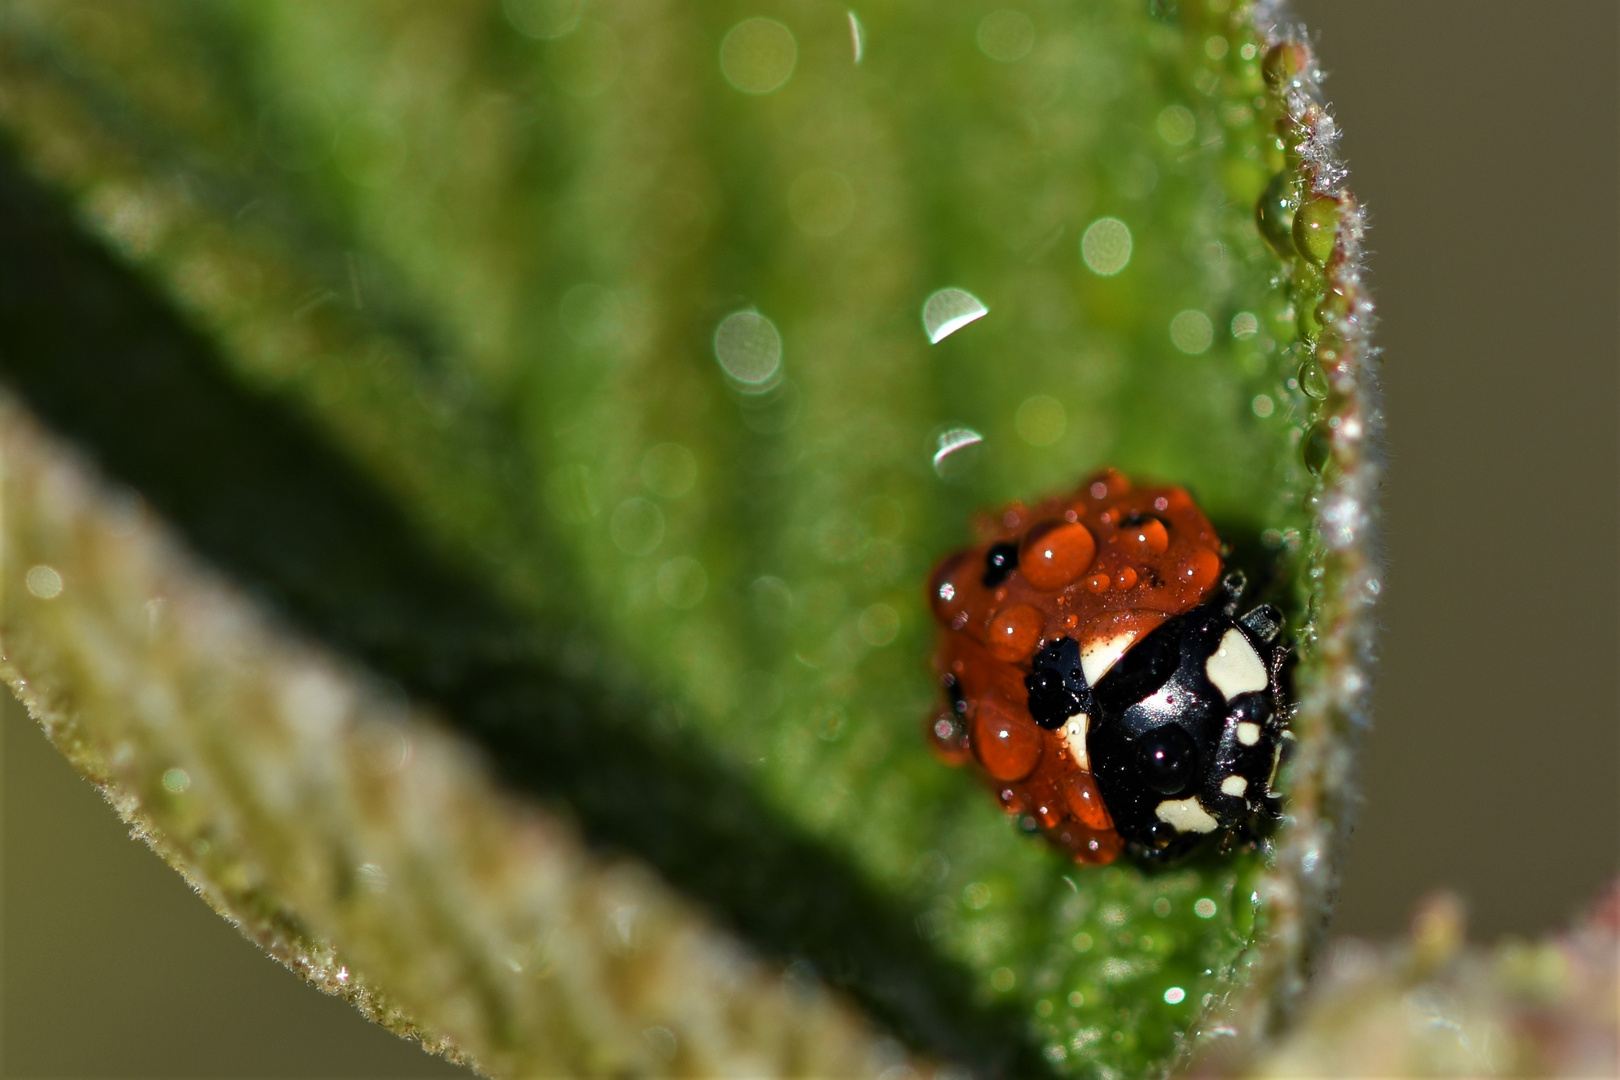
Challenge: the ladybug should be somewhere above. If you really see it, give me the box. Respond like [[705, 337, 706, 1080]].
[[925, 469, 1289, 864]]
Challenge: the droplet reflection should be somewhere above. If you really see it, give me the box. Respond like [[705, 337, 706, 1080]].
[[714, 310, 783, 389], [658, 556, 708, 608], [1015, 395, 1066, 446], [25, 564, 63, 599], [641, 443, 697, 498], [1169, 309, 1214, 355], [1155, 105, 1197, 146], [788, 169, 855, 237], [503, 0, 583, 40], [610, 497, 665, 556], [933, 427, 984, 477], [1080, 218, 1132, 276], [977, 9, 1035, 62], [720, 17, 797, 95], [922, 288, 989, 343]]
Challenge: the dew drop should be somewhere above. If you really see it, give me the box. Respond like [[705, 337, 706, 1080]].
[[1164, 986, 1186, 1005], [657, 556, 708, 608], [1155, 104, 1196, 146], [1180, 548, 1220, 591], [610, 497, 665, 556], [1293, 194, 1342, 266], [714, 310, 783, 388], [1299, 356, 1329, 399], [977, 9, 1034, 62], [25, 564, 63, 599], [1020, 521, 1095, 590], [973, 698, 1042, 780], [641, 443, 697, 498], [1080, 217, 1132, 276], [1119, 517, 1169, 556], [1255, 171, 1298, 257], [1015, 394, 1066, 446], [720, 17, 797, 94], [1169, 309, 1214, 355], [932, 427, 984, 477], [1263, 40, 1312, 88], [922, 288, 989, 343], [1302, 420, 1332, 475], [858, 603, 900, 646], [503, 0, 584, 40], [987, 605, 1044, 662]]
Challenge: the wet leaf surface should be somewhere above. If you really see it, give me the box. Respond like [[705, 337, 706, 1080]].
[[0, 3, 1378, 1075]]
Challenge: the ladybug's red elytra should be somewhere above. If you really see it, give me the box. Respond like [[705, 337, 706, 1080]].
[[926, 469, 1289, 865]]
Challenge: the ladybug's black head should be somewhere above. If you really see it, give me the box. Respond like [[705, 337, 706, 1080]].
[[1086, 578, 1288, 863]]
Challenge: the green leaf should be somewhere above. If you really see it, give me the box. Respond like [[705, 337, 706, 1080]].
[[0, 2, 1378, 1075]]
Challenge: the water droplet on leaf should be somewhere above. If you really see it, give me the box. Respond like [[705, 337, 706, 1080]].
[[922, 288, 989, 343]]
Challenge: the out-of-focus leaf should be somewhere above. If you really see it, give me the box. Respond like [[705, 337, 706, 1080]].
[[0, 2, 1378, 1075], [1239, 886, 1620, 1078]]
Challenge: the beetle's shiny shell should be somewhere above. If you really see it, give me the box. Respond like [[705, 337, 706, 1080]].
[[925, 469, 1225, 864]]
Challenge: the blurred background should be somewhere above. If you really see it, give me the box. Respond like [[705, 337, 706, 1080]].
[[3, 0, 1615, 1075]]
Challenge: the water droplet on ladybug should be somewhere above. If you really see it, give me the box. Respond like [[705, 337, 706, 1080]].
[[1138, 724, 1199, 795], [1120, 517, 1169, 556], [982, 542, 1019, 587], [930, 554, 972, 620], [1036, 800, 1063, 828], [1179, 548, 1220, 592], [1113, 566, 1139, 591], [1063, 775, 1113, 830], [1085, 572, 1111, 594], [1020, 520, 1096, 590], [987, 604, 1044, 662], [973, 696, 1042, 781]]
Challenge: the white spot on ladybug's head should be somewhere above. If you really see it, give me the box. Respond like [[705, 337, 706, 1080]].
[[1062, 713, 1090, 771], [1236, 721, 1262, 746], [1220, 774, 1248, 797], [1155, 797, 1219, 834], [1081, 631, 1137, 686], [1206, 629, 1268, 700]]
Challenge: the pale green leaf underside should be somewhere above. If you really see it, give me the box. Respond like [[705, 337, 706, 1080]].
[[0, 1, 1377, 1076]]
